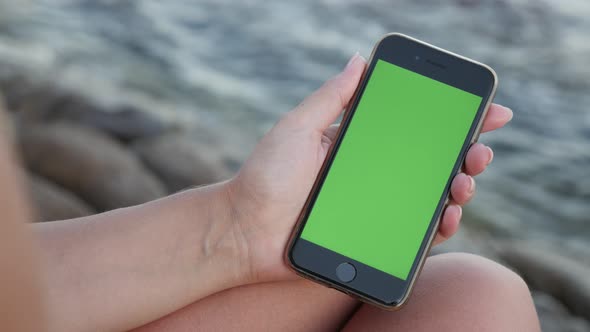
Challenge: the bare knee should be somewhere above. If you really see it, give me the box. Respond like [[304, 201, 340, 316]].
[[416, 253, 540, 331], [426, 252, 533, 304], [344, 253, 540, 332]]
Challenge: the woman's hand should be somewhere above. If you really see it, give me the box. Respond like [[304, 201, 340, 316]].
[[226, 53, 513, 283]]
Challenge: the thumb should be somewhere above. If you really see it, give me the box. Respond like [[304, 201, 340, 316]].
[[292, 53, 366, 131]]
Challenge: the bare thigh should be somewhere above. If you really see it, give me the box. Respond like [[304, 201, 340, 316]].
[[133, 279, 359, 331], [134, 253, 539, 332]]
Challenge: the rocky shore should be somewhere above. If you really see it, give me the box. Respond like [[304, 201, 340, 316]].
[[1, 76, 236, 216], [1, 78, 588, 331]]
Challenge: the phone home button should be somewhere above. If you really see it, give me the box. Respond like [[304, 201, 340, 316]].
[[336, 262, 356, 283]]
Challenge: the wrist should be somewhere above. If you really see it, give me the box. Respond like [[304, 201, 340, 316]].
[[224, 175, 296, 283], [191, 181, 255, 285]]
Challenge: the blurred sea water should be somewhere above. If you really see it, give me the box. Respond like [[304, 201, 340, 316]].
[[0, 0, 588, 252]]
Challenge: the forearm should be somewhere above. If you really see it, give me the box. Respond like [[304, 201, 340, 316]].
[[34, 182, 250, 332]]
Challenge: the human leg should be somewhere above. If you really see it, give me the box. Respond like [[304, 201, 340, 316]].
[[133, 279, 358, 331], [343, 253, 540, 332]]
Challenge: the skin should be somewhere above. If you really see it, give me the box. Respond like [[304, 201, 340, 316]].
[[0, 108, 46, 331], [0, 54, 538, 331]]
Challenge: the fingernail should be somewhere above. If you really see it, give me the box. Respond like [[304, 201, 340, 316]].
[[468, 176, 476, 194], [485, 146, 494, 165], [502, 105, 514, 121], [345, 52, 360, 69], [447, 205, 462, 221]]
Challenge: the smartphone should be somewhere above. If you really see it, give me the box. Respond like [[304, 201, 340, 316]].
[[286, 33, 497, 309]]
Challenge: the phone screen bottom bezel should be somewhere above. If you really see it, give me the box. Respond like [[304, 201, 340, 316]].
[[289, 239, 410, 307]]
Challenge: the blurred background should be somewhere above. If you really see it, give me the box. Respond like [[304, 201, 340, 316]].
[[0, 0, 588, 331]]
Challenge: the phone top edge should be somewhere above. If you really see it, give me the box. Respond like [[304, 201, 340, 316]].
[[380, 32, 499, 87]]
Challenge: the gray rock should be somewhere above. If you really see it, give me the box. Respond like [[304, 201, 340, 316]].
[[18, 123, 166, 211], [0, 94, 15, 141], [430, 223, 498, 260], [27, 174, 95, 222], [0, 76, 41, 112], [1, 80, 62, 121], [133, 133, 232, 193], [1, 77, 167, 142], [532, 291, 590, 332], [49, 97, 168, 142], [497, 242, 590, 321]]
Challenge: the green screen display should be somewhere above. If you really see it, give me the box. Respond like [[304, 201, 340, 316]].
[[301, 59, 482, 280]]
